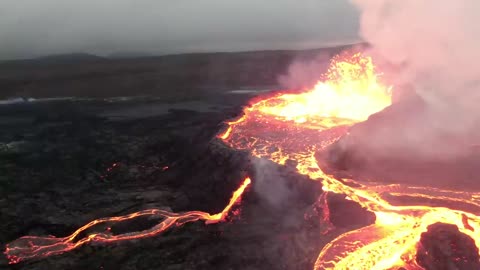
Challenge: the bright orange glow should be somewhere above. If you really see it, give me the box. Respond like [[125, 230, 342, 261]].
[[4, 177, 251, 264], [257, 53, 391, 126], [219, 52, 480, 269], [208, 176, 251, 223], [7, 51, 480, 269]]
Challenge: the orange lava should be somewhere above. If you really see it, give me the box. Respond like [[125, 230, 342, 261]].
[[219, 52, 480, 269], [4, 177, 251, 264]]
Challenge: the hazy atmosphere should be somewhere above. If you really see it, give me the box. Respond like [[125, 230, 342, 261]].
[[0, 0, 360, 60]]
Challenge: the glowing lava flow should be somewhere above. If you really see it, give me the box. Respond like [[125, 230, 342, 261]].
[[4, 177, 251, 264], [219, 52, 480, 269]]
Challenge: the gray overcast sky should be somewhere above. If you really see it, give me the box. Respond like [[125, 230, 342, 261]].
[[0, 0, 360, 60]]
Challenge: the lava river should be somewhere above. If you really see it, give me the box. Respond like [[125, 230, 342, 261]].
[[219, 53, 480, 269], [6, 52, 480, 269]]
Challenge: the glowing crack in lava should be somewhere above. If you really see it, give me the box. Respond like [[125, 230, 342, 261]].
[[4, 177, 251, 264], [219, 52, 480, 269]]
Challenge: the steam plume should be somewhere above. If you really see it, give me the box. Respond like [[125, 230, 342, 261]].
[[253, 159, 293, 209], [346, 0, 480, 160], [352, 0, 480, 127], [278, 53, 331, 91]]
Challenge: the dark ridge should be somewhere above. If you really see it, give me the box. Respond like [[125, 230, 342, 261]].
[[0, 43, 366, 99], [0, 53, 106, 66]]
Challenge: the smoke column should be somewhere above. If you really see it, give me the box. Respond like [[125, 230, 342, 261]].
[[253, 159, 293, 209], [347, 0, 480, 159], [352, 0, 480, 121]]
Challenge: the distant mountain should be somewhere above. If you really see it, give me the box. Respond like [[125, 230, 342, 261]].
[[107, 51, 154, 59], [0, 53, 106, 66], [0, 43, 367, 99], [37, 53, 104, 62]]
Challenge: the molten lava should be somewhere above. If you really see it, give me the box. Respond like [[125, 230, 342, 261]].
[[219, 52, 480, 269], [4, 177, 251, 264], [257, 53, 391, 126], [6, 51, 480, 269]]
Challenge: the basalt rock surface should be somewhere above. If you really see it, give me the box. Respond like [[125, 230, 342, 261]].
[[0, 97, 352, 270], [416, 223, 480, 270]]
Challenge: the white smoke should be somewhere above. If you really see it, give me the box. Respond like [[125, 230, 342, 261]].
[[352, 0, 480, 130], [253, 159, 290, 208], [278, 53, 331, 91], [345, 0, 480, 160]]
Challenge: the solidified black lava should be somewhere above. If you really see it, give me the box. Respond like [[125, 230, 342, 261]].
[[326, 193, 375, 228], [416, 223, 480, 270], [0, 98, 327, 270]]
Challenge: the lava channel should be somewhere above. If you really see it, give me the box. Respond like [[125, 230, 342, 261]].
[[4, 177, 251, 264], [219, 52, 480, 269]]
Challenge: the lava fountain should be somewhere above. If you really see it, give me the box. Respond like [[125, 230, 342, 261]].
[[219, 52, 480, 269]]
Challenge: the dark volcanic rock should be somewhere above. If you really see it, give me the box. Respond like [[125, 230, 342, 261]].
[[326, 193, 375, 228], [0, 98, 329, 270], [416, 223, 480, 270], [0, 44, 359, 99]]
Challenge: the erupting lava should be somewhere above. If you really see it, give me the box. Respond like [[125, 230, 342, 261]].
[[219, 52, 480, 269], [6, 51, 480, 269], [4, 177, 251, 264]]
